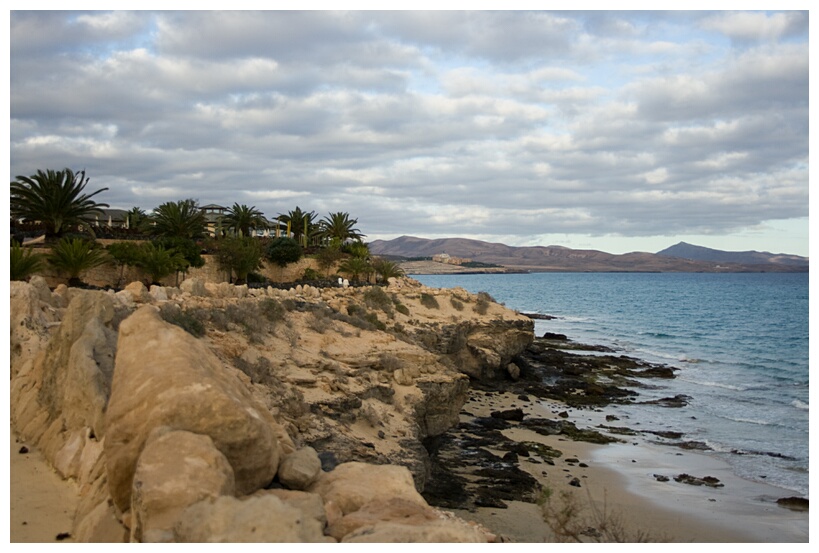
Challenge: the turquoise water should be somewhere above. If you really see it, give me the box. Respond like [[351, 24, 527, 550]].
[[415, 272, 809, 497]]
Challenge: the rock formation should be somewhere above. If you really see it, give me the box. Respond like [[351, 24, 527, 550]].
[[9, 276, 532, 542]]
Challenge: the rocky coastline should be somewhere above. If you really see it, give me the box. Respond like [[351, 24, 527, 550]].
[[10, 276, 533, 542], [9, 277, 809, 542]]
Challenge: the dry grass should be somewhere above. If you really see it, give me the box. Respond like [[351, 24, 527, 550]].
[[539, 488, 665, 543]]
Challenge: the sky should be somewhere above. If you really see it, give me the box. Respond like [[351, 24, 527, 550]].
[[6, 4, 811, 256]]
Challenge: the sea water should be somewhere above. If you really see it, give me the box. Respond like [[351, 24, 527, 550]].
[[414, 272, 809, 498]]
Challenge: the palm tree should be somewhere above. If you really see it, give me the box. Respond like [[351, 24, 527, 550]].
[[47, 237, 109, 286], [338, 256, 372, 284], [125, 207, 151, 233], [319, 212, 365, 244], [134, 243, 189, 286], [278, 206, 317, 247], [372, 257, 405, 283], [222, 203, 267, 237], [11, 168, 109, 240], [11, 241, 44, 281], [150, 199, 206, 240]]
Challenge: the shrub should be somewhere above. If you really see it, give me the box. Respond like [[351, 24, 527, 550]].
[[136, 242, 189, 285], [450, 297, 464, 311], [47, 237, 108, 286], [159, 303, 206, 338], [260, 298, 287, 323], [301, 267, 322, 281], [395, 303, 410, 316], [214, 236, 263, 284], [474, 291, 494, 315], [420, 293, 440, 309], [364, 286, 393, 314], [10, 241, 44, 281], [266, 237, 302, 267]]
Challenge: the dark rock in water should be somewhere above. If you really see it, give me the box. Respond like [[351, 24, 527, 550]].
[[668, 440, 711, 451], [776, 497, 809, 511], [642, 394, 691, 408], [605, 415, 620, 422], [542, 332, 568, 340], [568, 477, 582, 487], [558, 411, 569, 418], [491, 408, 525, 421], [654, 474, 670, 482], [636, 366, 677, 378], [523, 313, 557, 320], [517, 394, 531, 402], [673, 473, 724, 488]]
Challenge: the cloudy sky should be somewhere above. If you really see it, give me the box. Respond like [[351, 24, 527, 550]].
[[7, 6, 810, 256]]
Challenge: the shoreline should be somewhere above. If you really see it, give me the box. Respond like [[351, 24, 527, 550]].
[[445, 390, 809, 543]]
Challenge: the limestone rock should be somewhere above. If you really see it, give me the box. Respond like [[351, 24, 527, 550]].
[[179, 278, 206, 297], [342, 518, 490, 543], [173, 494, 329, 543], [277, 446, 322, 491], [131, 428, 236, 543], [123, 282, 150, 303], [104, 306, 281, 512], [326, 497, 439, 540], [31, 290, 119, 444], [308, 462, 427, 516], [255, 489, 327, 528]]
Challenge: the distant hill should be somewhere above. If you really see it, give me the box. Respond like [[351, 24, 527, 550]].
[[656, 242, 809, 267], [369, 236, 808, 273]]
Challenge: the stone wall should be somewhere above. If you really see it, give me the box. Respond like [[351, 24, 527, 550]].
[[18, 243, 326, 289]]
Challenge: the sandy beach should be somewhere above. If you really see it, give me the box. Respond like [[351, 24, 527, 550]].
[[9, 428, 79, 543], [447, 391, 809, 543]]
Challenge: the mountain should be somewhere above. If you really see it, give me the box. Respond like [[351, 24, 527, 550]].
[[656, 242, 809, 267], [369, 236, 808, 273]]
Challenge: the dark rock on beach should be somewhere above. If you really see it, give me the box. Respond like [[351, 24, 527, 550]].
[[776, 497, 809, 511]]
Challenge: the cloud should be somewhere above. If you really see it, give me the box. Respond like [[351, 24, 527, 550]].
[[8, 10, 809, 254]]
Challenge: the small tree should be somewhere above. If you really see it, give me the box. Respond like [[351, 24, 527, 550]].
[[47, 237, 108, 286], [338, 256, 372, 284], [372, 257, 405, 283], [315, 245, 344, 278], [10, 241, 44, 281], [107, 241, 143, 287], [266, 237, 303, 282], [215, 236, 263, 285], [135, 242, 188, 286]]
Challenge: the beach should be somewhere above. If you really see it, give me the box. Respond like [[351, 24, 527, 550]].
[[445, 390, 809, 543]]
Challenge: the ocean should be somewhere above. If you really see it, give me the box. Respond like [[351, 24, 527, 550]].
[[414, 272, 809, 498]]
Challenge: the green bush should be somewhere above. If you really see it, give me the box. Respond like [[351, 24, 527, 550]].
[[47, 237, 108, 286], [266, 237, 302, 267], [214, 236, 263, 285], [10, 241, 44, 281]]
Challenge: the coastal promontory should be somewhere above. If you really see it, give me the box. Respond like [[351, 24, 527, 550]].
[[10, 276, 533, 542]]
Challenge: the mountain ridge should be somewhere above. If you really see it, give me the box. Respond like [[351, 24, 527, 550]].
[[369, 236, 808, 273]]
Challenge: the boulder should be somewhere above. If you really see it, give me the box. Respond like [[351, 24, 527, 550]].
[[342, 519, 489, 543], [179, 278, 206, 297], [326, 497, 439, 540], [277, 446, 322, 491], [104, 306, 282, 513], [130, 428, 236, 543], [308, 462, 427, 516], [173, 494, 329, 543]]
